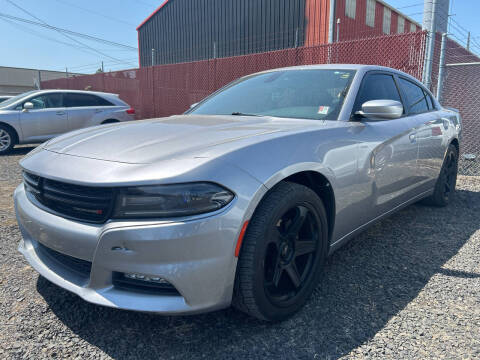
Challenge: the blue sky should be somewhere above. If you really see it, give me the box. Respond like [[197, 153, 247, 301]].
[[0, 0, 478, 74]]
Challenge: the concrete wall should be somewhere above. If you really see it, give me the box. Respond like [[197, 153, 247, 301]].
[[0, 67, 82, 95]]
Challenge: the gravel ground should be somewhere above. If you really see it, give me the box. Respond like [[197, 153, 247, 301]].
[[1, 146, 480, 359]]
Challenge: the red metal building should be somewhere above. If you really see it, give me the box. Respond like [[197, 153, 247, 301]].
[[137, 0, 421, 66]]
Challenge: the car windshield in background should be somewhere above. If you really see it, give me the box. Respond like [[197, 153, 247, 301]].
[[0, 90, 38, 108], [189, 69, 356, 120]]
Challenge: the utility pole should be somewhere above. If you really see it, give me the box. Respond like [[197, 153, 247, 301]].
[[466, 32, 471, 51], [423, 0, 438, 89], [436, 33, 447, 102], [151, 48, 155, 66], [65, 67, 68, 78], [101, 61, 104, 72], [336, 18, 340, 43], [213, 42, 217, 59]]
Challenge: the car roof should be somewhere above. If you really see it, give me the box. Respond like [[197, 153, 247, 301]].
[[256, 64, 419, 81], [25, 89, 119, 97]]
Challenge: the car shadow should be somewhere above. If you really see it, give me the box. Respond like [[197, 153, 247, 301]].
[[5, 145, 37, 156], [36, 189, 480, 359]]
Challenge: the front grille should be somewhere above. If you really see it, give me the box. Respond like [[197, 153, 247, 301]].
[[23, 172, 114, 223], [36, 242, 92, 278]]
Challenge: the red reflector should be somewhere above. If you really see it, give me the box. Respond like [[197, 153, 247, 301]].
[[235, 221, 249, 257], [96, 210, 103, 215], [431, 126, 442, 136], [126, 108, 135, 115]]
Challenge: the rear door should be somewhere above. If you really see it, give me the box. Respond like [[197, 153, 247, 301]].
[[397, 77, 446, 192], [351, 72, 420, 217], [19, 93, 68, 142], [65, 93, 111, 130]]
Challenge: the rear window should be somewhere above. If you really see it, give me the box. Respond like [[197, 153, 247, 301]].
[[65, 93, 113, 107]]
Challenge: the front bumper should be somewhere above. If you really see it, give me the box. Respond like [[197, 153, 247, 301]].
[[15, 184, 244, 315]]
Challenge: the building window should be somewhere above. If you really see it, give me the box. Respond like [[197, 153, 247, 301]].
[[397, 16, 405, 33], [383, 7, 391, 34], [346, 0, 356, 19], [410, 23, 417, 32], [366, 0, 375, 27]]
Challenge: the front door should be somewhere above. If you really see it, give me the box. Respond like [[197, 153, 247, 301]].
[[19, 93, 68, 142], [351, 72, 420, 217]]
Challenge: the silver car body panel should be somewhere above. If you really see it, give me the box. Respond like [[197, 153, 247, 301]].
[[15, 65, 461, 314], [0, 89, 134, 144]]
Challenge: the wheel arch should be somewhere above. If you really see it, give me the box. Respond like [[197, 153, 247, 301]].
[[247, 165, 337, 244], [0, 122, 19, 144]]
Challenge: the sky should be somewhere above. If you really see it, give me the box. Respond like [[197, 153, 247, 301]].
[[0, 0, 478, 74]]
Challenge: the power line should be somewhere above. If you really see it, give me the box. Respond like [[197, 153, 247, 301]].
[[5, 0, 136, 68], [51, 0, 136, 27], [0, 12, 137, 50]]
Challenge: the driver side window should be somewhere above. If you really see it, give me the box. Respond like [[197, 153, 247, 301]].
[[25, 93, 63, 110], [352, 73, 402, 115]]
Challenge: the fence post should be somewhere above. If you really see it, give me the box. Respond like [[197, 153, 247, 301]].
[[423, 0, 438, 89], [436, 32, 447, 102], [328, 0, 336, 44]]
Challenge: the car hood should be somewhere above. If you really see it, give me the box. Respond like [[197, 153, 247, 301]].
[[42, 114, 318, 164]]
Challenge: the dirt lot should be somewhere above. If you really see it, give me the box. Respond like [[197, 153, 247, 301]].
[[1, 146, 480, 359]]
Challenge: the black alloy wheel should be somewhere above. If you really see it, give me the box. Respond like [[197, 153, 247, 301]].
[[233, 182, 328, 321]]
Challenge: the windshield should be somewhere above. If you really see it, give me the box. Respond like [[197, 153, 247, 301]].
[[189, 69, 356, 120], [0, 90, 38, 108]]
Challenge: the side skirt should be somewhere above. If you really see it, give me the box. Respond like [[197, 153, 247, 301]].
[[328, 188, 434, 255]]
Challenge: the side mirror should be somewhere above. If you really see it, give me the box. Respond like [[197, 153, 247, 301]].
[[190, 102, 199, 109], [23, 102, 34, 111], [356, 100, 403, 120]]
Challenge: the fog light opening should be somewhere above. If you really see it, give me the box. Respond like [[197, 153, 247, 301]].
[[124, 273, 170, 284]]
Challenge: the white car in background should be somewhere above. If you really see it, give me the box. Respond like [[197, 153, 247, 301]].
[[0, 95, 14, 103], [0, 89, 135, 154]]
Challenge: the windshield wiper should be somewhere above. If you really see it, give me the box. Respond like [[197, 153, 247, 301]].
[[231, 112, 262, 117]]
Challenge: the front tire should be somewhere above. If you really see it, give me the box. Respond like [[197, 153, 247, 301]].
[[233, 182, 328, 321], [422, 143, 458, 207], [0, 125, 16, 155]]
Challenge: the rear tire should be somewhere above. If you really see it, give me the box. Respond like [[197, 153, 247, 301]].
[[422, 144, 458, 207], [101, 119, 119, 124], [0, 125, 16, 155], [233, 182, 328, 321]]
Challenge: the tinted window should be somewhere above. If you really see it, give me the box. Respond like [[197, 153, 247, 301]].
[[65, 93, 112, 107], [190, 69, 356, 120], [398, 78, 429, 114], [27, 93, 63, 109], [353, 73, 402, 113]]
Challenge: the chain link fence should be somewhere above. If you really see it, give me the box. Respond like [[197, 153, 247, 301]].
[[437, 39, 480, 176], [41, 30, 480, 174], [42, 31, 426, 119]]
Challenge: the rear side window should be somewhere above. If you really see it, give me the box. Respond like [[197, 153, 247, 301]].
[[65, 93, 113, 107], [353, 73, 402, 114], [27, 93, 63, 109], [398, 78, 429, 114]]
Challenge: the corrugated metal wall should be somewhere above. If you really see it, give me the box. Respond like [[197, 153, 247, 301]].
[[138, 0, 307, 66]]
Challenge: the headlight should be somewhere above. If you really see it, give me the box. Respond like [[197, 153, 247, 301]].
[[113, 182, 234, 219]]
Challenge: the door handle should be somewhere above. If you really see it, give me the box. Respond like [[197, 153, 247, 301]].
[[95, 109, 103, 113], [56, 111, 65, 115]]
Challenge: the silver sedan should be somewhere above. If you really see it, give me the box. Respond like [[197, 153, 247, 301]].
[[0, 89, 135, 154], [14, 65, 461, 321]]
